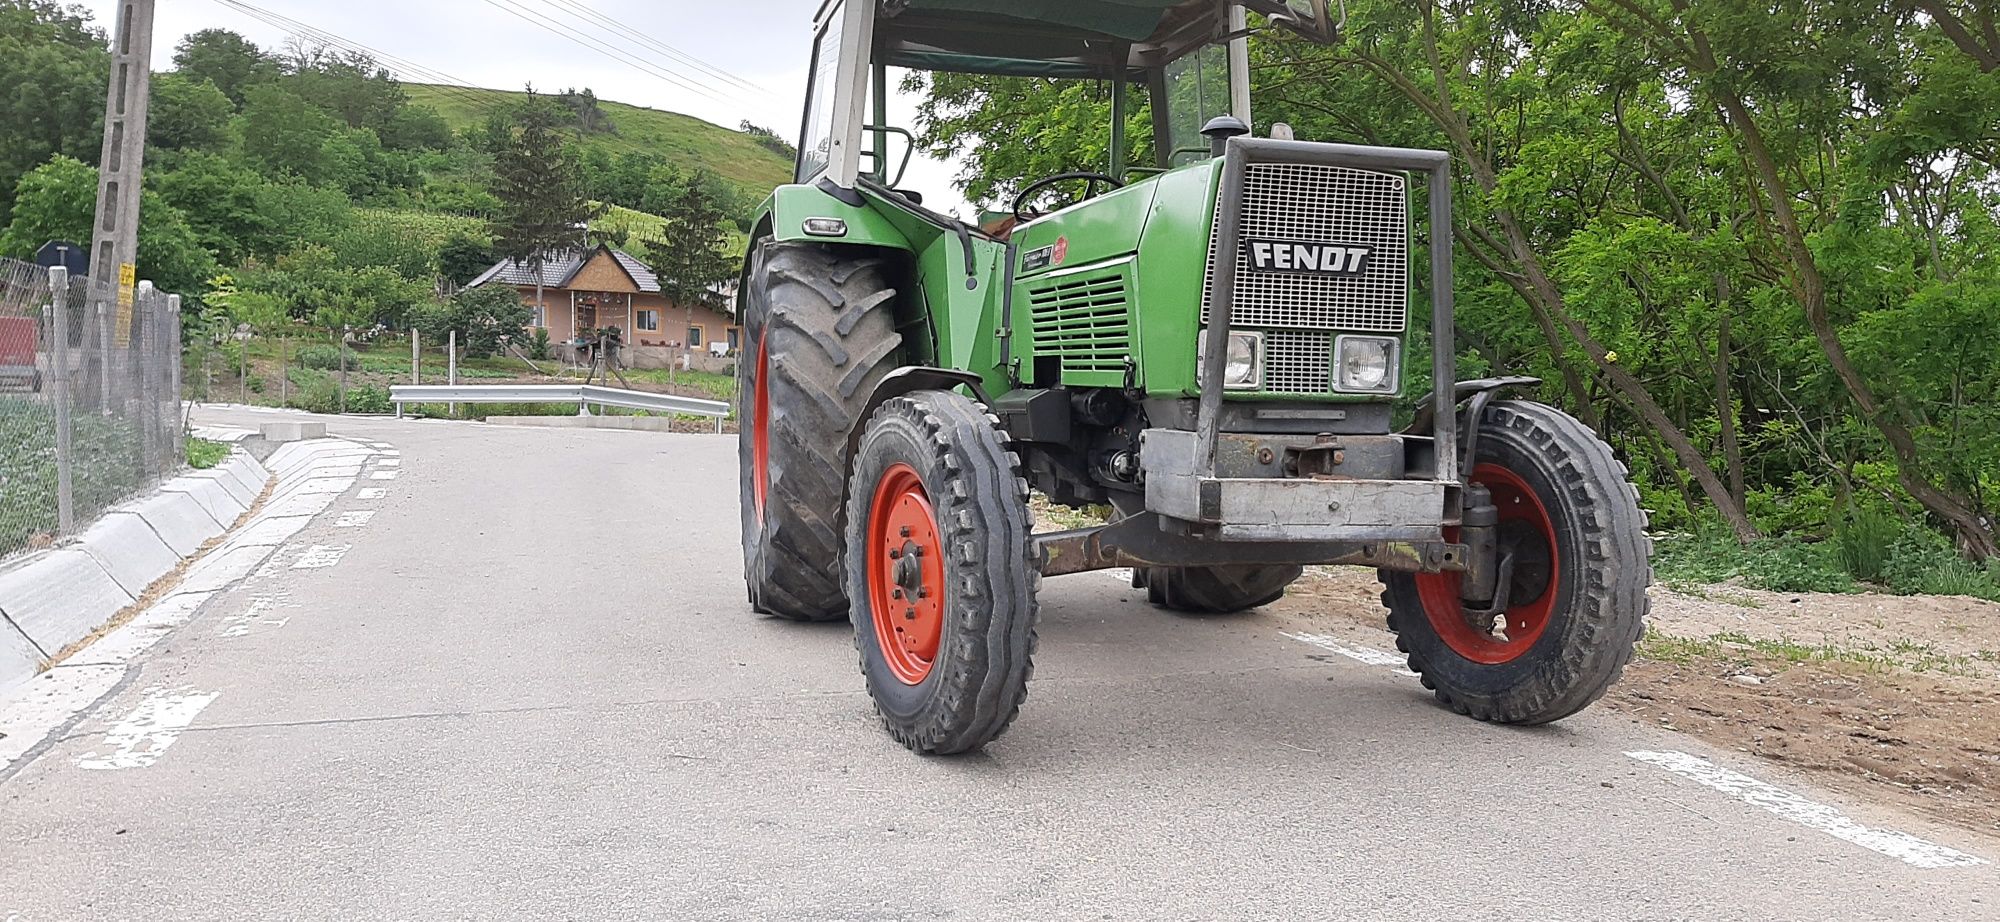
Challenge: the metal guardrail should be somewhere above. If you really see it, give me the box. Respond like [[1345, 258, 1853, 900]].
[[390, 384, 732, 433]]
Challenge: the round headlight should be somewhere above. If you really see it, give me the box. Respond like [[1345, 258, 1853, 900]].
[[1339, 338, 1393, 391]]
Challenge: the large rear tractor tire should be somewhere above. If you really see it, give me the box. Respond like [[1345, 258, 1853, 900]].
[[1138, 565, 1303, 614], [845, 390, 1039, 755], [739, 243, 903, 622], [1381, 400, 1650, 724]]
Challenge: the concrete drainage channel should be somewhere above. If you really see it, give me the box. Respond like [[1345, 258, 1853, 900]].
[[0, 423, 387, 771]]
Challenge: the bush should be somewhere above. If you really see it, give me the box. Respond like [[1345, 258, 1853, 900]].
[[1834, 506, 1905, 584], [1653, 523, 1857, 594], [529, 327, 553, 361], [346, 385, 392, 415], [1882, 530, 2000, 600], [296, 344, 356, 371]]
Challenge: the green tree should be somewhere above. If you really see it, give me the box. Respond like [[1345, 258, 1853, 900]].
[[438, 232, 498, 288], [649, 166, 736, 310], [238, 83, 340, 180], [0, 1, 107, 221], [172, 28, 276, 107], [149, 74, 234, 152], [490, 88, 597, 323], [412, 285, 532, 359], [1, 155, 219, 297]]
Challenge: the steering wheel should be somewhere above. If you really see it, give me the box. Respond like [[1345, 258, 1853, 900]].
[[1013, 172, 1126, 222]]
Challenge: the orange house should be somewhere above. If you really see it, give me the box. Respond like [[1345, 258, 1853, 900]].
[[470, 245, 741, 354]]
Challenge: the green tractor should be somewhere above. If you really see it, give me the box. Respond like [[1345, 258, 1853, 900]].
[[738, 0, 1651, 754]]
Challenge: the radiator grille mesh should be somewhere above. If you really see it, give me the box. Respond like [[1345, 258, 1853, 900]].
[[1202, 163, 1410, 335]]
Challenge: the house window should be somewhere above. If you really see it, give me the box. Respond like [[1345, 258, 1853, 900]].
[[530, 305, 546, 328], [688, 326, 705, 348], [727, 328, 741, 351], [636, 309, 660, 332]]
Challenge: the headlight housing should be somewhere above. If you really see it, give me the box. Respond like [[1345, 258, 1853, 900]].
[[1198, 329, 1263, 390], [1335, 335, 1400, 394]]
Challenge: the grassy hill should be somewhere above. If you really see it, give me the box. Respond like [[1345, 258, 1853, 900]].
[[404, 84, 793, 201]]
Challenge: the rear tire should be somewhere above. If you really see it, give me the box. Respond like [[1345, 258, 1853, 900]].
[[845, 390, 1038, 755], [1139, 565, 1303, 614], [738, 243, 903, 622], [1380, 400, 1650, 724]]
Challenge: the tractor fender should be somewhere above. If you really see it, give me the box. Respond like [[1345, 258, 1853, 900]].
[[1406, 376, 1544, 437], [838, 366, 992, 528]]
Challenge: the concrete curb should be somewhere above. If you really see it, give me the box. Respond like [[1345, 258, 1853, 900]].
[[0, 449, 277, 697]]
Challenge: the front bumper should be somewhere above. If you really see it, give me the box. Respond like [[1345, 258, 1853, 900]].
[[1141, 428, 1447, 543]]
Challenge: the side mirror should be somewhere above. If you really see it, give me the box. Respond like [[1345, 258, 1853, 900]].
[[1243, 0, 1340, 43]]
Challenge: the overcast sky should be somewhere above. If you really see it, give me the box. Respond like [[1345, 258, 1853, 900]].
[[81, 0, 973, 215]]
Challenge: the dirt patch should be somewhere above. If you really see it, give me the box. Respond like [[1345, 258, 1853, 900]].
[[1276, 566, 2000, 840]]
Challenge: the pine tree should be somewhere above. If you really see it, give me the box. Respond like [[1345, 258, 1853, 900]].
[[649, 166, 738, 379], [490, 88, 596, 329]]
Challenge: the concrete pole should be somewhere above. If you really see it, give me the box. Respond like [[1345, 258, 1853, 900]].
[[411, 328, 421, 385], [447, 329, 458, 417], [87, 0, 157, 355], [47, 267, 75, 533], [136, 282, 158, 479]]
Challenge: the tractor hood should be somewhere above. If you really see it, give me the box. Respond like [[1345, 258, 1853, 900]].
[[878, 0, 1335, 77]]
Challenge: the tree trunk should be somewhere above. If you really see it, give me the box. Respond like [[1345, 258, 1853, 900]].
[[1715, 90, 1999, 558]]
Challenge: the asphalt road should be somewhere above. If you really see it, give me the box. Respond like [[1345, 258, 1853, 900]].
[[2, 409, 1995, 920]]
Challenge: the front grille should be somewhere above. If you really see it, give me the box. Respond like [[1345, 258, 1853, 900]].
[[1203, 163, 1410, 395], [1262, 330, 1333, 394], [1027, 267, 1132, 375]]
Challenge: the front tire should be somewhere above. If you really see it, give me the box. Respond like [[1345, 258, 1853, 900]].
[[845, 390, 1039, 755], [1138, 565, 1303, 614], [737, 243, 902, 622], [1381, 400, 1650, 724]]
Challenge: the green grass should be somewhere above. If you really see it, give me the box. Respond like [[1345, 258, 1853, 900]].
[[185, 437, 229, 470], [0, 398, 146, 558], [1636, 628, 1981, 676], [404, 85, 792, 201]]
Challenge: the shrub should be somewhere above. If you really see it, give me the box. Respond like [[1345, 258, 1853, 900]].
[[1882, 529, 2000, 600], [1653, 522, 1857, 594], [1834, 506, 1905, 584], [346, 385, 392, 415], [529, 327, 553, 361], [296, 344, 356, 371]]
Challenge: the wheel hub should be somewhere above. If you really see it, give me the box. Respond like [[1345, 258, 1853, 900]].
[[1415, 463, 1561, 664], [867, 464, 946, 685]]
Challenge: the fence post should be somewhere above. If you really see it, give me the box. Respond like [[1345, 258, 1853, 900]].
[[447, 330, 458, 417], [411, 328, 420, 385], [168, 294, 184, 461], [136, 282, 160, 480], [48, 267, 75, 534]]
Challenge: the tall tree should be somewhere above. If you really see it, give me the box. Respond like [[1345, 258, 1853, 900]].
[[172, 28, 276, 107], [490, 89, 596, 324], [0, 1, 108, 220]]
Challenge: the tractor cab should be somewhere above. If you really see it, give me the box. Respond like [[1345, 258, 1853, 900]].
[[738, 0, 1653, 756]]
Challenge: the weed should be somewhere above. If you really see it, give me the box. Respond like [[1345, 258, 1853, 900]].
[[184, 437, 229, 470]]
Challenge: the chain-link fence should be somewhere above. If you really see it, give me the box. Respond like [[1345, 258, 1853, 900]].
[[0, 257, 184, 561]]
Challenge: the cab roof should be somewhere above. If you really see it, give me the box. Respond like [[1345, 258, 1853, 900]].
[[875, 1, 1302, 78]]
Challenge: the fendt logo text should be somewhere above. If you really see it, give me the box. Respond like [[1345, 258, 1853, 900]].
[[1246, 239, 1373, 277]]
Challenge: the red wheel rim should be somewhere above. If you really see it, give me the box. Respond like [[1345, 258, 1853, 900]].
[[1414, 463, 1560, 665], [865, 463, 946, 685], [751, 329, 771, 521]]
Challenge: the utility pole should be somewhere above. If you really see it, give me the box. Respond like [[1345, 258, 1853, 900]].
[[88, 0, 157, 363]]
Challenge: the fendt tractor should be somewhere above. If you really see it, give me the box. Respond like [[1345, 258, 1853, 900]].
[[737, 0, 1651, 754]]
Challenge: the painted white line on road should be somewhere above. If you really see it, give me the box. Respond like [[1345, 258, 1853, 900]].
[[1286, 632, 1419, 676], [218, 596, 293, 638], [369, 470, 401, 481], [357, 488, 387, 500], [76, 687, 219, 771], [1104, 567, 1134, 584], [374, 458, 401, 467], [1626, 750, 1986, 869], [291, 544, 352, 570], [334, 511, 377, 528]]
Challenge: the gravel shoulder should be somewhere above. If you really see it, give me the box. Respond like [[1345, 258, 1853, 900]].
[[1275, 566, 2000, 841]]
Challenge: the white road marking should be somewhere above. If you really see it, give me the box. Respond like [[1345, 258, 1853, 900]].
[[76, 687, 219, 771], [369, 470, 401, 480], [291, 544, 352, 570], [374, 458, 401, 467], [1286, 632, 1419, 676], [1105, 567, 1134, 584], [218, 597, 293, 638], [357, 488, 388, 500], [379, 449, 401, 456], [334, 511, 377, 528], [1626, 750, 1987, 869]]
